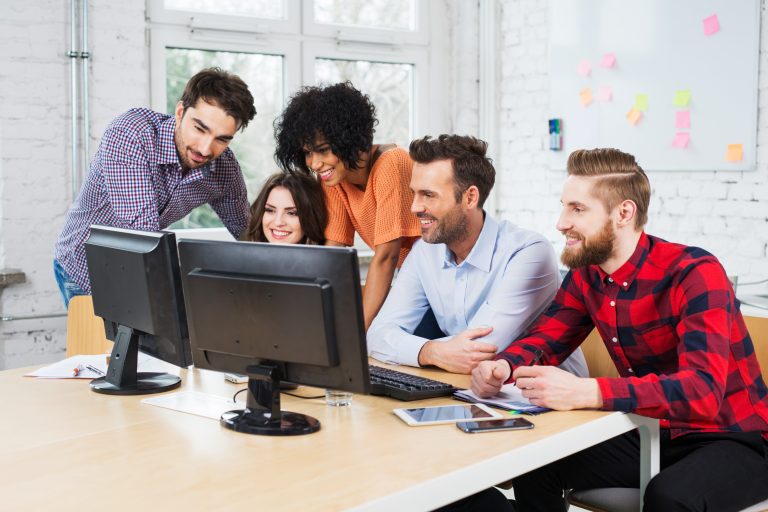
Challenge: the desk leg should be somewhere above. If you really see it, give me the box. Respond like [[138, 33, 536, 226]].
[[633, 414, 660, 511]]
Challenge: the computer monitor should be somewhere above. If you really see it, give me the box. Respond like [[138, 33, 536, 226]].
[[177, 240, 370, 436], [84, 226, 192, 395]]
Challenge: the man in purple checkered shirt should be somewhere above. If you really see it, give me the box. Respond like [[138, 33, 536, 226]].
[[54, 68, 256, 306]]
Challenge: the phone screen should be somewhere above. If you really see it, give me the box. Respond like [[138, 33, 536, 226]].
[[401, 404, 497, 423], [457, 417, 535, 433]]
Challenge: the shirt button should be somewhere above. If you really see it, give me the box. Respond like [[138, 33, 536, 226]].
[[611, 337, 618, 343], [628, 369, 634, 373], [608, 277, 614, 283], [610, 300, 616, 307], [622, 282, 628, 287]]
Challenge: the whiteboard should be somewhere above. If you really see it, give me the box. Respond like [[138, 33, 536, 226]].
[[549, 0, 760, 171]]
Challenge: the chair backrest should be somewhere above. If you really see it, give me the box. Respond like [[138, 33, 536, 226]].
[[66, 295, 113, 357]]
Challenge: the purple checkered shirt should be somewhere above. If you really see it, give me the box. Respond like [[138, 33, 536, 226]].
[[54, 108, 250, 293]]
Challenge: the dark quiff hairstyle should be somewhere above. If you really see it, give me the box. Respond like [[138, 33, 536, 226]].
[[408, 135, 496, 208], [244, 171, 327, 245], [180, 67, 257, 131], [274, 82, 377, 173], [566, 148, 651, 229]]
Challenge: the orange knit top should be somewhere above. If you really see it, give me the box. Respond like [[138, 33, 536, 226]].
[[323, 147, 421, 267]]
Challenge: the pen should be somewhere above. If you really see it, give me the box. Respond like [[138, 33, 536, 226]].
[[530, 349, 544, 366], [85, 364, 105, 376]]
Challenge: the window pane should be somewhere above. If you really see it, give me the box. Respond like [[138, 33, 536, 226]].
[[314, 0, 415, 30], [163, 0, 285, 20], [165, 48, 283, 229], [315, 58, 412, 147]]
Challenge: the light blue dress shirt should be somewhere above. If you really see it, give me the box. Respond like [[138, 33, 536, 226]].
[[367, 214, 588, 376]]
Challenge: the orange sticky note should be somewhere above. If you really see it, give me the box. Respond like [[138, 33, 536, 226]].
[[577, 59, 592, 77], [626, 107, 642, 125], [671, 132, 690, 148], [579, 87, 593, 106], [600, 53, 616, 68], [598, 86, 612, 102], [725, 144, 743, 162], [703, 14, 720, 36]]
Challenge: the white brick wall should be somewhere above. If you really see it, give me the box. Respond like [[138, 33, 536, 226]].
[[0, 0, 147, 369], [494, 0, 768, 284]]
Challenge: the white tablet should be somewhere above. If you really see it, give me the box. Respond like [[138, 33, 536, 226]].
[[393, 403, 503, 426]]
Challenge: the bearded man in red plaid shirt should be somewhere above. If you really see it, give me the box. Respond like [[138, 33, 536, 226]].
[[470, 148, 768, 511], [54, 68, 256, 306]]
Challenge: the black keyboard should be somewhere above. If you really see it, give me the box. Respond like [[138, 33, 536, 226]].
[[369, 365, 457, 401]]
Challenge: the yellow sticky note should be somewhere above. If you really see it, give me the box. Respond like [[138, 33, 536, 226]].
[[579, 87, 593, 107], [626, 107, 642, 126], [635, 94, 648, 112], [673, 90, 691, 107], [725, 144, 743, 162]]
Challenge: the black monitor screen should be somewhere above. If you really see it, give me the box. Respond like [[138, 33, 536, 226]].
[[85, 226, 191, 395], [177, 239, 370, 436]]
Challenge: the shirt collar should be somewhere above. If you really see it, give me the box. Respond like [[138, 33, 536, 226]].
[[591, 231, 649, 290], [442, 212, 497, 272]]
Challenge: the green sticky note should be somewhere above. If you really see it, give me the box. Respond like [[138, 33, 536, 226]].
[[635, 94, 649, 112], [673, 90, 691, 107]]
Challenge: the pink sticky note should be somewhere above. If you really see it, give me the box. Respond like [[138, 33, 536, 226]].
[[672, 132, 690, 148], [579, 87, 594, 106], [675, 110, 691, 129], [626, 107, 642, 126], [577, 59, 592, 77], [703, 14, 720, 36], [597, 86, 612, 102], [600, 53, 616, 68]]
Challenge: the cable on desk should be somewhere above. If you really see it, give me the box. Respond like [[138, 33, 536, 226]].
[[232, 387, 325, 402]]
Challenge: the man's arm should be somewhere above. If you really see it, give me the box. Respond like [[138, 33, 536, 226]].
[[367, 244, 431, 366], [208, 159, 250, 239]]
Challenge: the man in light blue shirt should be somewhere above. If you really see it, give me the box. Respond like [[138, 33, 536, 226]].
[[367, 135, 587, 377]]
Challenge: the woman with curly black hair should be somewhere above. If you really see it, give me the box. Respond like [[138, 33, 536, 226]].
[[274, 82, 420, 330]]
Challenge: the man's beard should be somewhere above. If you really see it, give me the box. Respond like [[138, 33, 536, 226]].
[[560, 219, 615, 268], [420, 205, 467, 246]]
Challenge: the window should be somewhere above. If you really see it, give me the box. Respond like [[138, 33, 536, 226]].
[[148, 0, 444, 229]]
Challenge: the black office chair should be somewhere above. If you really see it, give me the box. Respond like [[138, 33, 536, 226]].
[[566, 488, 768, 512]]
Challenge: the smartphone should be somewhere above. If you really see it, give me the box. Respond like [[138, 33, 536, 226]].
[[456, 417, 535, 433], [393, 403, 502, 426]]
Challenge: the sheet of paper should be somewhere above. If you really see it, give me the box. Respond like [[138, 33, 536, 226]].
[[26, 353, 167, 378], [579, 87, 593, 106], [577, 59, 592, 77], [675, 110, 691, 129], [454, 384, 549, 413], [703, 14, 720, 36], [597, 86, 612, 102], [634, 94, 649, 112], [142, 391, 245, 420], [725, 143, 744, 162], [626, 107, 642, 125], [672, 132, 690, 148], [673, 90, 691, 107], [600, 53, 616, 68]]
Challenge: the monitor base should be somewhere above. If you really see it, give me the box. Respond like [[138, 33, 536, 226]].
[[220, 409, 320, 436], [90, 372, 181, 395]]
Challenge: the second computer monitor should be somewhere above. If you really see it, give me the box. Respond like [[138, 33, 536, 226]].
[[177, 240, 370, 436]]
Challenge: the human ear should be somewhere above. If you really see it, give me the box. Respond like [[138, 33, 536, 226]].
[[616, 199, 637, 228]]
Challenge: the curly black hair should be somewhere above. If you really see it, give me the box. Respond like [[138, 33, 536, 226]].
[[274, 82, 377, 174]]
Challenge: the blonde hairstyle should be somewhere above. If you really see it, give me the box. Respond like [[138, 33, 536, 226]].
[[566, 148, 650, 229]]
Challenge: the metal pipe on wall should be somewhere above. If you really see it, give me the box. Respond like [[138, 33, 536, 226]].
[[81, 0, 90, 169], [68, 0, 79, 199]]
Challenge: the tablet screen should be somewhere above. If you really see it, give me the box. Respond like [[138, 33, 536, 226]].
[[401, 404, 497, 423]]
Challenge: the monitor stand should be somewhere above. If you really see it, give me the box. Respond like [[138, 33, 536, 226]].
[[220, 363, 320, 436], [90, 325, 181, 395]]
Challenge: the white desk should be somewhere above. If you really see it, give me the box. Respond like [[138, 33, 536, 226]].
[[0, 363, 658, 511]]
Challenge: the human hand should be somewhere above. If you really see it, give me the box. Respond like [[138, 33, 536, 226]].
[[417, 326, 496, 374], [512, 365, 602, 410], [470, 359, 512, 398]]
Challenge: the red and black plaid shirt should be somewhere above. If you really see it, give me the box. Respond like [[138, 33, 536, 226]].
[[498, 232, 768, 439]]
